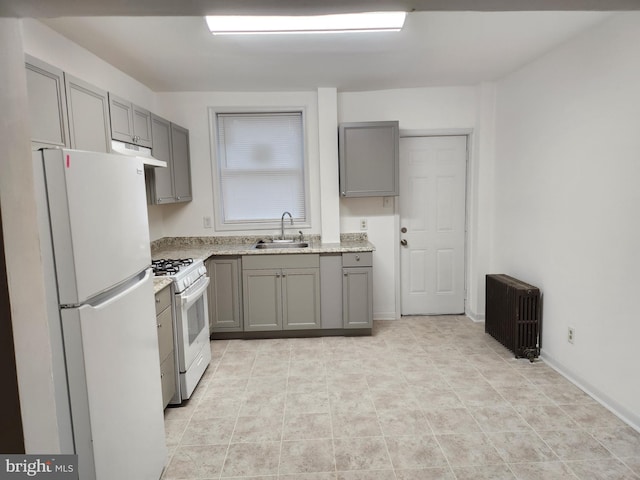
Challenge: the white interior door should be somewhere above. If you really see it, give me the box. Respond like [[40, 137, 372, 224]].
[[400, 136, 467, 315]]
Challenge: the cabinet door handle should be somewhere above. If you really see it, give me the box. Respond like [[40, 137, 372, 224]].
[[157, 323, 161, 328], [355, 255, 360, 261]]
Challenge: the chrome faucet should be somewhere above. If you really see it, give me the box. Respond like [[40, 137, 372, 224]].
[[280, 211, 293, 240]]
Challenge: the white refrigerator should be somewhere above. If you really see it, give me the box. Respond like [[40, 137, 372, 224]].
[[34, 148, 167, 480]]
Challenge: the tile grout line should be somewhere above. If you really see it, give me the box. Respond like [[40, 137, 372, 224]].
[[276, 346, 292, 478], [416, 322, 462, 479], [216, 342, 254, 480], [163, 319, 640, 479], [323, 349, 339, 479]]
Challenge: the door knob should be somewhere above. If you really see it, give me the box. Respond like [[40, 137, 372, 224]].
[[401, 227, 407, 233], [400, 239, 408, 246]]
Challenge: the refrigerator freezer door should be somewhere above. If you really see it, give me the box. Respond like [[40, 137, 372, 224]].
[[61, 269, 166, 480], [43, 148, 151, 305]]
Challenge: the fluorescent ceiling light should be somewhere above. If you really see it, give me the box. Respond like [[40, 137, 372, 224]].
[[205, 12, 407, 35]]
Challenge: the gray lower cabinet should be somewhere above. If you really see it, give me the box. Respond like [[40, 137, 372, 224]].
[[243, 269, 281, 331], [320, 254, 343, 329], [342, 252, 373, 329], [338, 121, 399, 197], [64, 73, 111, 153], [148, 114, 192, 204], [25, 55, 69, 148], [282, 268, 321, 330], [206, 256, 242, 334], [155, 286, 176, 409], [242, 254, 320, 332], [109, 92, 152, 148]]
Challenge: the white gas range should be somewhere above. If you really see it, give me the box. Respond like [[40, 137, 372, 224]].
[[152, 258, 211, 404]]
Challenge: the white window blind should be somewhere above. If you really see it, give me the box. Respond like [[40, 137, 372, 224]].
[[216, 112, 306, 224]]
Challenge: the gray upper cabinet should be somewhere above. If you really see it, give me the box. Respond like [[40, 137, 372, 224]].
[[338, 121, 399, 197], [170, 123, 192, 202], [149, 114, 174, 203], [108, 93, 152, 148], [148, 114, 192, 204], [64, 74, 111, 153], [25, 55, 69, 148]]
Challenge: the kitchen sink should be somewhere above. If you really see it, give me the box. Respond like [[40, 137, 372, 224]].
[[254, 240, 309, 249]]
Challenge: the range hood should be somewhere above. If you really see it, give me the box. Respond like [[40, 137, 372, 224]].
[[111, 140, 167, 168]]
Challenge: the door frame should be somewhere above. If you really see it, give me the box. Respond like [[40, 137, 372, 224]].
[[394, 128, 473, 319]]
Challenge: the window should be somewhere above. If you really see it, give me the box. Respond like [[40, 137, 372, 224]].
[[213, 111, 307, 229]]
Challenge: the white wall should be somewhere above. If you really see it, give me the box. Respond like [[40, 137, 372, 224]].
[[156, 86, 492, 320], [468, 83, 497, 320], [338, 87, 483, 319], [17, 20, 498, 324], [21, 20, 156, 112], [494, 12, 640, 428], [154, 91, 322, 240], [0, 19, 62, 453], [20, 20, 167, 241]]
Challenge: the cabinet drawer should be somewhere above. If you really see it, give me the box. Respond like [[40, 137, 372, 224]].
[[155, 286, 172, 315], [159, 354, 176, 409], [156, 306, 174, 360], [342, 252, 372, 267], [243, 253, 319, 270]]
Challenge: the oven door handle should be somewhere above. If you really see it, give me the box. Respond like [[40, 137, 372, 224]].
[[180, 276, 210, 307]]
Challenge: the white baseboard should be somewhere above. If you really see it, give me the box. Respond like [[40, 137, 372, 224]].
[[541, 350, 640, 434], [466, 310, 485, 323], [373, 312, 398, 321]]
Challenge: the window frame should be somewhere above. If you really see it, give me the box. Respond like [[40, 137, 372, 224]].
[[208, 106, 311, 232]]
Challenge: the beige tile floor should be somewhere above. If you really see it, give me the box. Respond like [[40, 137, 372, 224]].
[[162, 316, 640, 480]]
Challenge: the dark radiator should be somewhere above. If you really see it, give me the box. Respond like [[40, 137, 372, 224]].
[[485, 274, 541, 361]]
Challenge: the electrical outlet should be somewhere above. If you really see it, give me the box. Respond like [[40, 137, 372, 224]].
[[568, 327, 575, 344], [203, 216, 212, 229], [360, 218, 368, 230]]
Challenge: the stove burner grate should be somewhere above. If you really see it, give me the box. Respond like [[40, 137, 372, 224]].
[[152, 258, 194, 276]]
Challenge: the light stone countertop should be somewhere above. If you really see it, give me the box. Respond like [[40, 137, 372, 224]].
[[150, 234, 375, 263], [152, 277, 172, 294]]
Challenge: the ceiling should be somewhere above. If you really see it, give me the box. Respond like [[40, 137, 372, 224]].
[[2, 0, 638, 16], [8, 0, 623, 92]]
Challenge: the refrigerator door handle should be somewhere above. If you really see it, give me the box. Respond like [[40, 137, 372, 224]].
[[87, 269, 152, 309]]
